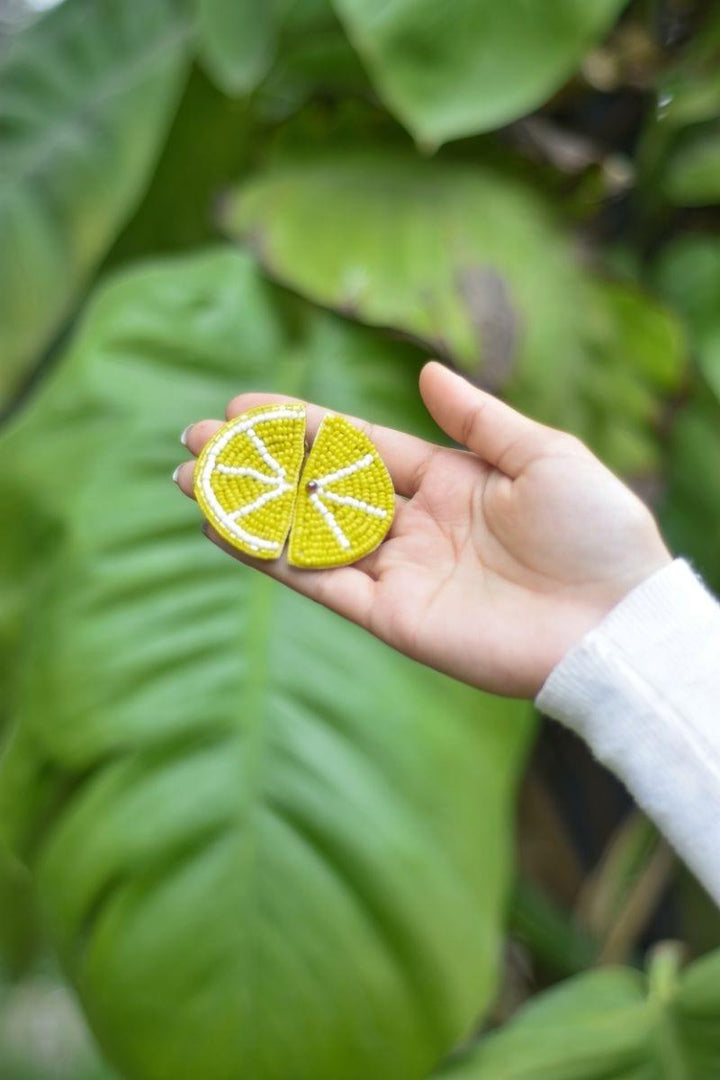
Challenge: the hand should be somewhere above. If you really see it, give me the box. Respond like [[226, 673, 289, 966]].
[[174, 362, 672, 698]]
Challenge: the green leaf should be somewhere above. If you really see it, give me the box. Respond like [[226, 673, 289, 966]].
[[330, 0, 627, 145], [640, 9, 720, 207], [432, 945, 720, 1079], [0, 249, 533, 1080], [660, 392, 720, 595], [225, 142, 684, 472], [654, 8, 720, 132], [197, 0, 370, 120], [255, 2, 371, 123], [661, 124, 720, 206], [0, 842, 37, 979], [509, 878, 597, 978], [196, 0, 285, 96], [654, 235, 720, 403], [0, 0, 190, 409], [652, 236, 720, 589]]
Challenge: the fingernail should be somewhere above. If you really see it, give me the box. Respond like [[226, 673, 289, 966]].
[[180, 424, 192, 447], [172, 465, 182, 484]]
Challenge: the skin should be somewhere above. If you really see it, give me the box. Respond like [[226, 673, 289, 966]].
[[174, 361, 672, 698]]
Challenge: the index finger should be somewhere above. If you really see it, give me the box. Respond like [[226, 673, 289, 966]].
[[223, 391, 440, 498]]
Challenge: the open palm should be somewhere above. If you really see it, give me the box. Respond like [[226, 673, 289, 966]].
[[176, 362, 670, 697]]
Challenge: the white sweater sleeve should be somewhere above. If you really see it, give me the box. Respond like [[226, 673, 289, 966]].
[[536, 559, 720, 904]]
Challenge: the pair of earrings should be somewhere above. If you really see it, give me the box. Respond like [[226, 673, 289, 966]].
[[193, 404, 394, 568]]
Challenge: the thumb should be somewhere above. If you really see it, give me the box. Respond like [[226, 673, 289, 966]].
[[419, 361, 557, 478]]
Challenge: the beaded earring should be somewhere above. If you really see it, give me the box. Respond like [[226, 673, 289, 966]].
[[193, 404, 394, 567]]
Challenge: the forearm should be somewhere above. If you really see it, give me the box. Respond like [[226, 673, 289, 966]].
[[536, 560, 720, 904]]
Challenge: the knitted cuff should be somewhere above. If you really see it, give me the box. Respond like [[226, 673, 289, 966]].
[[536, 559, 720, 903]]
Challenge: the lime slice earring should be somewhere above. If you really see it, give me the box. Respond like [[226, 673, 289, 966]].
[[193, 405, 394, 567]]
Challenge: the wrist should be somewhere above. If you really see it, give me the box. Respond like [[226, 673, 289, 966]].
[[533, 549, 674, 698]]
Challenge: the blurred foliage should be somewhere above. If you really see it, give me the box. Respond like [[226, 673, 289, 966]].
[[436, 944, 720, 1078], [0, 249, 533, 1079], [0, 0, 190, 408], [319, 0, 628, 146], [654, 235, 720, 592], [642, 6, 720, 206], [0, 0, 719, 1078], [226, 128, 684, 472]]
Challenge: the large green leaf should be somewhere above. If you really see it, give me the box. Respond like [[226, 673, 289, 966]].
[[226, 144, 684, 473], [0, 0, 189, 408], [331, 0, 627, 144], [432, 946, 720, 1079], [0, 249, 533, 1080]]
